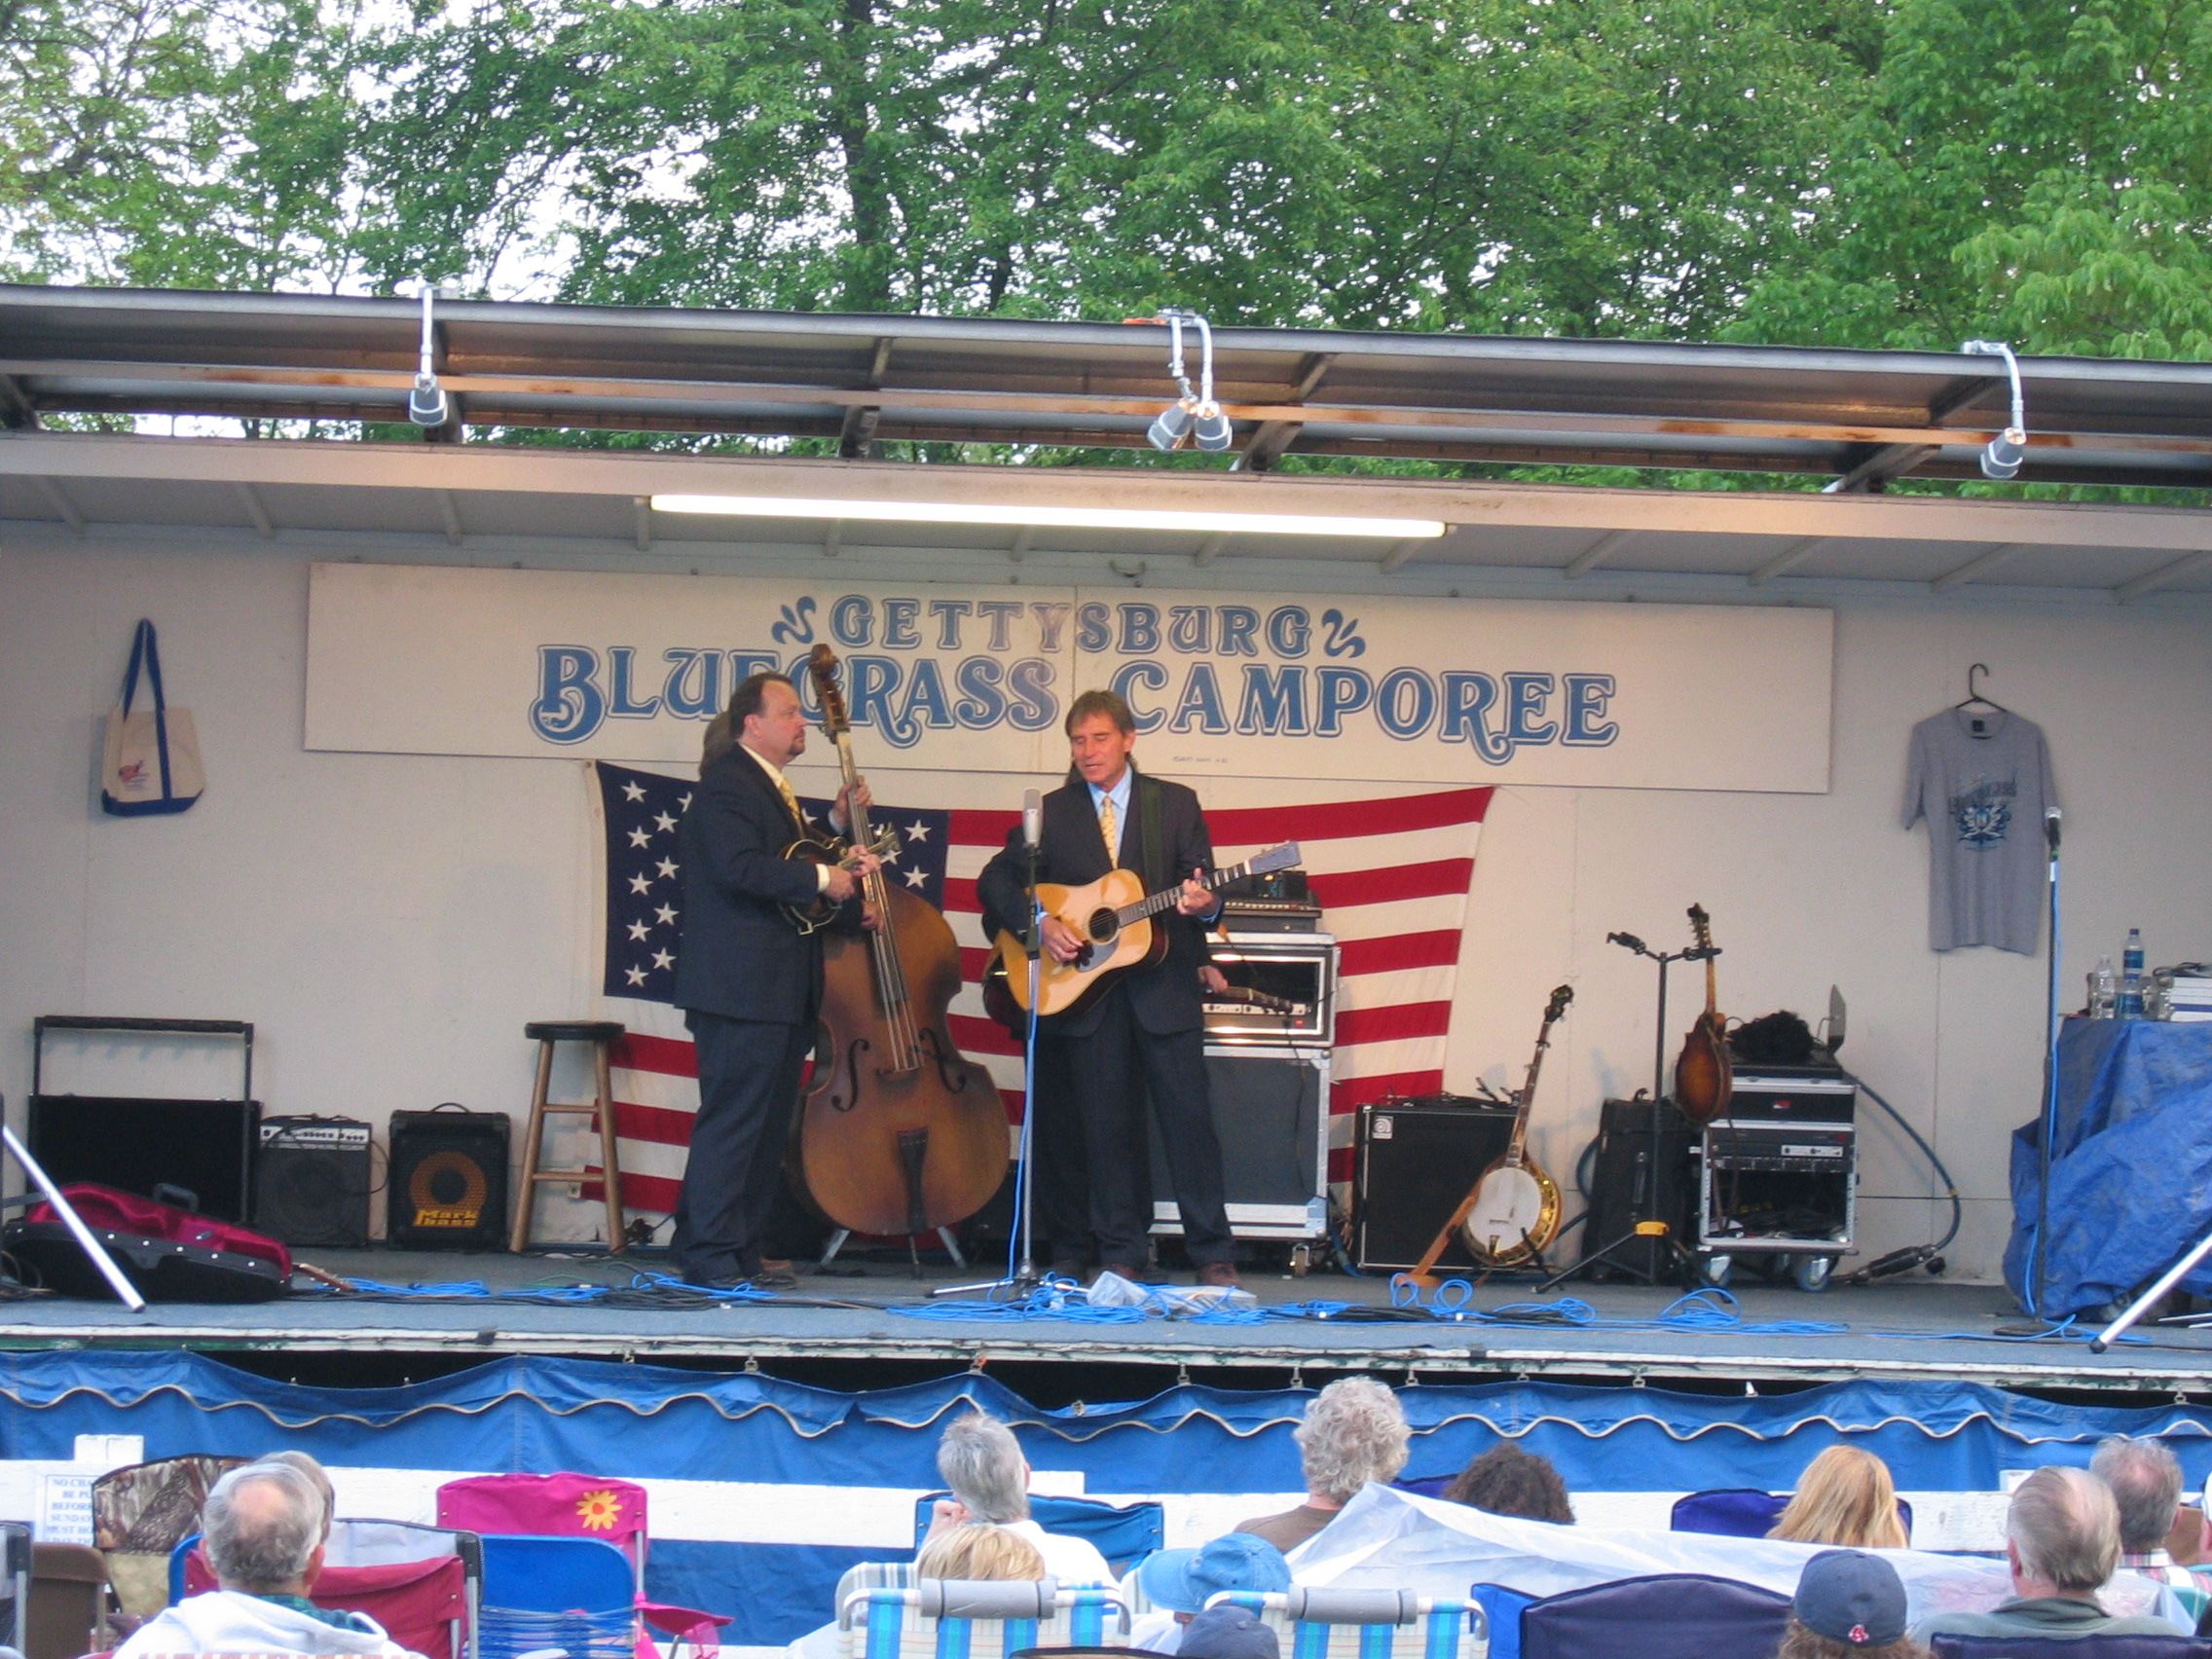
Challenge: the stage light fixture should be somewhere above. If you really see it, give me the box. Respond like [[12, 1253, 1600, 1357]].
[[1144, 309, 1233, 452], [408, 283, 450, 428], [1962, 339, 2027, 480], [648, 494, 1448, 539]]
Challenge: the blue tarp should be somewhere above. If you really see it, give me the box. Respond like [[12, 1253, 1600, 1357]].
[[2007, 1017, 2212, 1316], [9, 1353, 2212, 1644]]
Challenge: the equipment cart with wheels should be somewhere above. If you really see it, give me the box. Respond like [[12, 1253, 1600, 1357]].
[[1694, 1066, 1857, 1291]]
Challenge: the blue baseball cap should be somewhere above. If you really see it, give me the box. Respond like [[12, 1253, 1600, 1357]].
[[1179, 1605, 1279, 1659], [1795, 1549, 1907, 1647], [1136, 1533, 1293, 1615]]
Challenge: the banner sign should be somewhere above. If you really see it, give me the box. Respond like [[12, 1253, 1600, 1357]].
[[306, 563, 1832, 791]]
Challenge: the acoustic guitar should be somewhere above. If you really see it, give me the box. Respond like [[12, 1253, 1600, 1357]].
[[991, 842, 1301, 1020], [1672, 903, 1733, 1126], [1408, 984, 1571, 1281]]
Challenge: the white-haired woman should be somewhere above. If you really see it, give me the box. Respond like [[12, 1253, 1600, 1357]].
[[1234, 1378, 1410, 1554]]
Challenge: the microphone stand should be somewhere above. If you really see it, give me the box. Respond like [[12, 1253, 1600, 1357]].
[[1538, 929, 1711, 1292], [934, 817, 1050, 1298]]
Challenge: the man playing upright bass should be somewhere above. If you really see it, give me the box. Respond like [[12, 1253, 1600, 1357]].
[[977, 688, 1240, 1288], [672, 670, 877, 1290]]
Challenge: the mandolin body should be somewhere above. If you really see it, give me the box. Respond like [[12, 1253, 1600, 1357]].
[[1674, 1016, 1734, 1125]]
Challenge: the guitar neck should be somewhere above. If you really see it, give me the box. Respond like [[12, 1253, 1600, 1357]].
[[1117, 859, 1246, 925], [1704, 953, 1718, 1014]]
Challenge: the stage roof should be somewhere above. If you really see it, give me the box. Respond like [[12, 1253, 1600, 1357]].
[[1, 284, 2209, 601]]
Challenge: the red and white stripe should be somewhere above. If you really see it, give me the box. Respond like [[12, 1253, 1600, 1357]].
[[591, 778, 1489, 1213]]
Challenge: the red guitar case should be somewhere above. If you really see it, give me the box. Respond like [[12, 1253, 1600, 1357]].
[[4, 1183, 292, 1303]]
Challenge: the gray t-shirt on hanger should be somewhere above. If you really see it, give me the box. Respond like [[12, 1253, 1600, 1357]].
[[1901, 708, 2058, 953]]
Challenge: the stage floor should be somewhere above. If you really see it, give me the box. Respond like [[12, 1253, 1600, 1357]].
[[1, 1248, 2206, 1393]]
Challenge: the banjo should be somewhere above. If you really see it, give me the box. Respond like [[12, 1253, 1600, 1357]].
[[1406, 983, 1572, 1283]]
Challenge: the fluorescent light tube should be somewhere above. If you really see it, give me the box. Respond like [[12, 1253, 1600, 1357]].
[[649, 494, 1446, 539]]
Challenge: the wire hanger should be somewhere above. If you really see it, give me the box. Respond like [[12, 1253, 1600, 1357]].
[[1955, 662, 2006, 736]]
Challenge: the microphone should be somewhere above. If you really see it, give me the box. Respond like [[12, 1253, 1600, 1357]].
[[2046, 805, 2062, 851], [1606, 931, 1645, 954], [1022, 789, 1043, 851]]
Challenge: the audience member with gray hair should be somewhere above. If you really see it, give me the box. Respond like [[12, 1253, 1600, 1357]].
[[115, 1460, 415, 1658], [1234, 1378, 1410, 1555], [919, 1410, 1113, 1584], [2093, 1437, 2212, 1622], [1911, 1465, 2188, 1643]]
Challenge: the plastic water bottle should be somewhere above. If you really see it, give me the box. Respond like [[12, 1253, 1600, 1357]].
[[2119, 930, 2147, 1019], [2090, 955, 2118, 1018]]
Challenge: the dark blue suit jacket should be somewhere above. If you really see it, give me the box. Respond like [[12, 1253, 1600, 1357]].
[[977, 766, 1216, 1038], [672, 747, 845, 1026]]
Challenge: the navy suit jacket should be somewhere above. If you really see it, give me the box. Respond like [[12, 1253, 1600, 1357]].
[[977, 766, 1216, 1038], [672, 746, 850, 1025]]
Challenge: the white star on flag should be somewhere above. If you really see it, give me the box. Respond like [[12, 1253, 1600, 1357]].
[[655, 903, 678, 925], [651, 949, 675, 971], [905, 820, 931, 842], [679, 793, 692, 810], [654, 812, 677, 832], [904, 866, 928, 888], [627, 920, 649, 941], [656, 857, 679, 878], [625, 965, 647, 985], [621, 781, 645, 802], [628, 873, 651, 895], [627, 828, 650, 848]]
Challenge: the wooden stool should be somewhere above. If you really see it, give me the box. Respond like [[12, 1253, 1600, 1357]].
[[513, 1019, 628, 1253]]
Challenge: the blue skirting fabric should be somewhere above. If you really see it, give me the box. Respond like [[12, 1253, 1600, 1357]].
[[2007, 1017, 2212, 1316]]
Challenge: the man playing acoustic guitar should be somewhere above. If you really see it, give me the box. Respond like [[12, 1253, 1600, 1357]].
[[977, 688, 1239, 1288]]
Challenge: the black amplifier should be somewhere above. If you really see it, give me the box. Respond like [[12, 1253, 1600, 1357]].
[[1354, 1095, 1518, 1272], [1724, 1068, 1856, 1124]]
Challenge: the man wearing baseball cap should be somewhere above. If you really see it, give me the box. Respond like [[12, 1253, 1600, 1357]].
[[1782, 1550, 1922, 1659], [1128, 1533, 1292, 1654]]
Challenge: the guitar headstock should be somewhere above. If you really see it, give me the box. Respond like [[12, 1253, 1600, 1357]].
[[1249, 841, 1301, 875], [1687, 903, 1714, 952], [1544, 983, 1573, 1023], [806, 643, 850, 736]]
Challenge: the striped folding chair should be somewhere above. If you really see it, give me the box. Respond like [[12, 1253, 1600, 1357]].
[[1205, 1588, 1487, 1659], [837, 1580, 1128, 1659]]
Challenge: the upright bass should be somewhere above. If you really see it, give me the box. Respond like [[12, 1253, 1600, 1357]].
[[793, 645, 1007, 1241]]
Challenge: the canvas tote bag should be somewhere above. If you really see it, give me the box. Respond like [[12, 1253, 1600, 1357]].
[[100, 618, 204, 815]]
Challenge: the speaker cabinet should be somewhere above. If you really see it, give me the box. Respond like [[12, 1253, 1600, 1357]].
[[1150, 1045, 1329, 1240], [27, 1095, 258, 1223], [1353, 1096, 1519, 1272], [254, 1116, 372, 1248], [387, 1107, 510, 1249], [1579, 1096, 1697, 1280]]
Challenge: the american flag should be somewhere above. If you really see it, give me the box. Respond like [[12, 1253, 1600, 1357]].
[[589, 759, 1489, 1220]]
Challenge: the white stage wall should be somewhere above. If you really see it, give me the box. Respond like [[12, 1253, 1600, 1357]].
[[4, 535, 2210, 1281]]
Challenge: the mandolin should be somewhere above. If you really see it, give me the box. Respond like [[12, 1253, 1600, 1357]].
[[992, 843, 1301, 1021], [781, 823, 902, 935], [1407, 984, 1570, 1282], [1672, 903, 1733, 1126]]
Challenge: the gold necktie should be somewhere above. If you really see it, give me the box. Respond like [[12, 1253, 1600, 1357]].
[[777, 774, 804, 830], [1098, 794, 1117, 859]]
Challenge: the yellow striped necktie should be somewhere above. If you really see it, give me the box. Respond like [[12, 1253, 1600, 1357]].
[[776, 774, 804, 831], [1098, 794, 1117, 859]]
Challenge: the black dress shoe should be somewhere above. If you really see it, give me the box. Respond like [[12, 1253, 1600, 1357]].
[[748, 1267, 799, 1291], [1049, 1256, 1088, 1282], [1095, 1262, 1146, 1284]]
